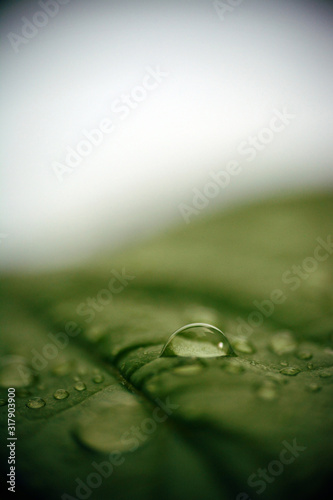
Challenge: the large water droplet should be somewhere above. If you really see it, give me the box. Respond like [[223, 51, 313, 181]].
[[26, 397, 46, 409], [0, 356, 35, 388], [160, 323, 235, 358], [280, 367, 301, 376], [54, 389, 69, 400], [270, 332, 297, 356], [73, 396, 152, 453]]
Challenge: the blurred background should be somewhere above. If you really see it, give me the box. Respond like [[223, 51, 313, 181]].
[[1, 0, 332, 271]]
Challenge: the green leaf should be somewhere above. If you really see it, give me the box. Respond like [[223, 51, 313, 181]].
[[1, 192, 332, 500]]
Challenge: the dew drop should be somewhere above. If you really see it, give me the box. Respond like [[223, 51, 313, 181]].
[[74, 381, 87, 391], [73, 397, 151, 453], [0, 356, 35, 388], [307, 363, 314, 370], [280, 361, 289, 366], [233, 339, 256, 354], [92, 374, 104, 384], [54, 389, 69, 400], [280, 367, 301, 376], [306, 383, 321, 392], [296, 350, 313, 360], [26, 397, 46, 409], [319, 371, 332, 379], [0, 399, 7, 406], [160, 323, 235, 358], [270, 332, 297, 356]]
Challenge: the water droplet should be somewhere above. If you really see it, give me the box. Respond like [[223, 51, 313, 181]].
[[270, 332, 297, 356], [0, 355, 35, 388], [0, 399, 7, 406], [319, 371, 332, 379], [74, 381, 86, 391], [160, 323, 235, 358], [73, 397, 151, 453], [296, 350, 313, 360], [280, 361, 289, 366], [54, 389, 69, 400], [280, 367, 301, 376], [92, 374, 104, 384], [307, 363, 314, 370], [233, 339, 256, 354], [172, 365, 203, 376], [306, 383, 321, 392], [26, 397, 46, 409], [256, 381, 278, 401]]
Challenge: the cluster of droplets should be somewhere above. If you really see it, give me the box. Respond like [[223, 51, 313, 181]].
[[23, 372, 106, 409]]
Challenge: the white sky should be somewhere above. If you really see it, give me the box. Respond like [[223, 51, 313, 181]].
[[1, 0, 333, 270]]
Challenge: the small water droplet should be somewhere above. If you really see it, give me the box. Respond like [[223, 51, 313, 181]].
[[280, 361, 289, 366], [306, 383, 321, 392], [74, 381, 87, 391], [307, 363, 314, 370], [0, 399, 7, 406], [319, 371, 332, 378], [280, 367, 301, 376], [26, 397, 46, 409], [0, 356, 35, 388], [54, 389, 69, 400], [160, 323, 235, 358], [296, 350, 313, 360], [270, 332, 297, 356], [173, 365, 203, 376], [256, 381, 278, 401], [233, 339, 256, 354], [92, 374, 104, 384]]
